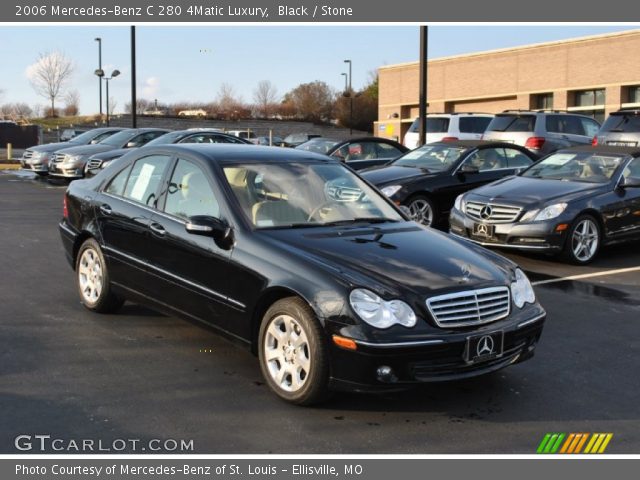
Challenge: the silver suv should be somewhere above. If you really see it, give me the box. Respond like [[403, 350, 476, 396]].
[[483, 110, 600, 155], [403, 113, 493, 150], [593, 109, 640, 147]]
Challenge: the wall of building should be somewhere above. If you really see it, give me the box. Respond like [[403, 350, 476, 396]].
[[376, 29, 640, 142]]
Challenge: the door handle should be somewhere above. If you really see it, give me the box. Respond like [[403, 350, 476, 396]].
[[149, 222, 166, 236], [99, 204, 112, 215]]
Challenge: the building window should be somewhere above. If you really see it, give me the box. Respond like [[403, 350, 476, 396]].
[[533, 93, 553, 110], [569, 89, 606, 124], [573, 89, 606, 107], [626, 86, 640, 104]]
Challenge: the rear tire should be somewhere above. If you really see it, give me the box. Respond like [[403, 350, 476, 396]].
[[561, 214, 601, 265], [258, 297, 330, 405], [76, 238, 124, 313]]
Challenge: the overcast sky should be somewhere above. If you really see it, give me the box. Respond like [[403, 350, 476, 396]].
[[0, 25, 635, 115]]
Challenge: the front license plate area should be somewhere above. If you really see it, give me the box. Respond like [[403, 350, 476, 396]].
[[465, 331, 504, 363], [473, 222, 495, 238]]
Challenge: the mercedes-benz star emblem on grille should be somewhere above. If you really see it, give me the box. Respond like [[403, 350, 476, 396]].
[[477, 335, 495, 356], [477, 224, 488, 235], [480, 205, 493, 219]]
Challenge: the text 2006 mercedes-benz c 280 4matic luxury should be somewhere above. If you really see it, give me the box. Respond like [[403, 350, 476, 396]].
[[58, 144, 546, 404]]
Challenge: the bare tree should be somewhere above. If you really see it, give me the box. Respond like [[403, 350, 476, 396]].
[[27, 51, 74, 117], [108, 96, 117, 115], [216, 83, 242, 112], [283, 81, 335, 123], [253, 80, 279, 118], [63, 89, 80, 116]]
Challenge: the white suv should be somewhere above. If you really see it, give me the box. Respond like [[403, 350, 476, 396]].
[[403, 113, 494, 149]]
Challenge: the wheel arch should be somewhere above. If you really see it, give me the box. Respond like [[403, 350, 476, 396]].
[[249, 285, 321, 356]]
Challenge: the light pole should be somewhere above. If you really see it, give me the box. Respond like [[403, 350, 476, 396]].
[[95, 69, 120, 126], [344, 59, 353, 135], [341, 72, 348, 92], [94, 37, 103, 116]]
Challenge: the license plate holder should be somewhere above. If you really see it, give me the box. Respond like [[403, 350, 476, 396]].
[[473, 222, 495, 238], [465, 331, 504, 363]]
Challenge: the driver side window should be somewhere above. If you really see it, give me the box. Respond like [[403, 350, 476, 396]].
[[163, 158, 220, 220], [122, 155, 171, 207], [623, 157, 640, 181], [463, 148, 507, 172]]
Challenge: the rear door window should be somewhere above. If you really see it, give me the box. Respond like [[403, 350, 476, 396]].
[[459, 117, 492, 134], [503, 148, 534, 168], [487, 115, 535, 132], [122, 155, 171, 207]]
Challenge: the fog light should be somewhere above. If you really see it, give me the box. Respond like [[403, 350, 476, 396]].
[[376, 365, 398, 383]]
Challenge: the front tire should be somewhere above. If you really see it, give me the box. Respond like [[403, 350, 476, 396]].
[[258, 297, 330, 405], [562, 215, 601, 265], [76, 238, 124, 313], [406, 195, 436, 226]]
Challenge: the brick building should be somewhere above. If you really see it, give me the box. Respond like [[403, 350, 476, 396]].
[[375, 29, 640, 142]]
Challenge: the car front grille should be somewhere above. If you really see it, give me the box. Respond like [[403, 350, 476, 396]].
[[426, 286, 511, 328], [86, 158, 103, 170], [325, 185, 362, 202], [23, 150, 34, 160], [465, 201, 522, 223], [53, 153, 66, 164]]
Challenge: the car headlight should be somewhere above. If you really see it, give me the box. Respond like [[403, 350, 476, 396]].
[[380, 185, 402, 198], [349, 288, 417, 329], [532, 203, 567, 222], [510, 268, 535, 309], [31, 151, 43, 160], [64, 155, 83, 166], [454, 194, 466, 213]]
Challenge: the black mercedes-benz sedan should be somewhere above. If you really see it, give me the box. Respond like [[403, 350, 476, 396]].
[[59, 144, 545, 404], [449, 146, 640, 264], [361, 141, 537, 227]]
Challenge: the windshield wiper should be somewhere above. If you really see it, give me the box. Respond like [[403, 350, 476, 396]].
[[322, 217, 399, 227], [399, 164, 431, 172]]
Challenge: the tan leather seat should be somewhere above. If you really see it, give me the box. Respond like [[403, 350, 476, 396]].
[[252, 200, 307, 227]]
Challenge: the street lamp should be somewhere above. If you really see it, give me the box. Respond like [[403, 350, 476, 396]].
[[341, 72, 348, 92], [344, 59, 353, 135], [95, 69, 120, 126], [94, 38, 102, 116]]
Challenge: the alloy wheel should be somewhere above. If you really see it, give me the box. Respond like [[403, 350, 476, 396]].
[[408, 198, 433, 226], [263, 314, 311, 393], [571, 218, 599, 262], [78, 248, 104, 303]]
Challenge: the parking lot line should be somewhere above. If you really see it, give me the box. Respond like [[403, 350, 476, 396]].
[[532, 266, 640, 286]]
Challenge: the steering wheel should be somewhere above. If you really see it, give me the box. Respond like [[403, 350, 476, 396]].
[[307, 201, 343, 222]]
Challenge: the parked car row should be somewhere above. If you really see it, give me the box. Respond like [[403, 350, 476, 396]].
[[404, 110, 602, 156]]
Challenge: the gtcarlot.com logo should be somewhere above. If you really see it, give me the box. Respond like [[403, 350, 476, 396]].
[[14, 435, 194, 452], [537, 433, 613, 454]]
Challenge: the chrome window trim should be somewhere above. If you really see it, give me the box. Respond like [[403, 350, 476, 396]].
[[102, 192, 187, 225]]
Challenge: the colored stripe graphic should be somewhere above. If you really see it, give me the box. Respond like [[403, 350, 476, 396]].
[[538, 433, 613, 454]]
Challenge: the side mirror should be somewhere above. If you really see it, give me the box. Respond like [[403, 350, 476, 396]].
[[185, 215, 234, 249], [621, 176, 640, 189], [459, 164, 480, 174]]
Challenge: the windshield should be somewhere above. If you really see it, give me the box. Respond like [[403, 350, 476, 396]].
[[295, 138, 339, 154], [223, 162, 403, 229], [408, 117, 450, 133], [392, 145, 466, 171], [522, 152, 627, 183], [145, 131, 184, 146], [600, 114, 640, 133], [99, 130, 138, 147], [71, 129, 111, 144]]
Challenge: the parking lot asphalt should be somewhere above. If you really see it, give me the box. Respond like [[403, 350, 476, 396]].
[[1, 170, 639, 454]]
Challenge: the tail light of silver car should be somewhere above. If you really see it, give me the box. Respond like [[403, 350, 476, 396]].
[[525, 137, 546, 150]]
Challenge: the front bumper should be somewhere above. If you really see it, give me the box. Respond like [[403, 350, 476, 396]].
[[49, 162, 85, 179], [20, 160, 49, 173], [448, 208, 567, 252], [327, 305, 546, 392]]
